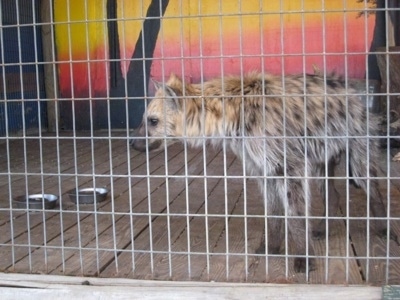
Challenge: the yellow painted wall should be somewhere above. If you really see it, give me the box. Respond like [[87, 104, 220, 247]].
[[54, 0, 374, 96]]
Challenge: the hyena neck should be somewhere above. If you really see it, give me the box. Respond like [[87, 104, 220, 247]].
[[168, 74, 261, 145], [176, 96, 240, 147]]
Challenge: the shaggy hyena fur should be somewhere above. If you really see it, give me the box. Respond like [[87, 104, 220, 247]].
[[130, 72, 394, 273]]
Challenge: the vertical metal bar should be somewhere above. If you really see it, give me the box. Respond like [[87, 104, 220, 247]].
[[143, 5, 154, 276], [195, 0, 210, 279], [158, 0, 173, 278], [384, 0, 391, 285], [320, 0, 330, 283], [342, 0, 352, 283], [65, 0, 84, 274], [0, 1, 16, 269], [279, 0, 289, 278], [236, 0, 249, 281], [107, 0, 119, 274], [31, 0, 48, 273], [362, 0, 371, 284], [299, 0, 311, 280], [119, 0, 136, 275], [49, 0, 66, 273], [258, 0, 269, 279], [15, 0, 33, 272], [216, 0, 229, 281], [83, 0, 101, 275], [182, 57, 191, 279], [176, 1, 191, 279]]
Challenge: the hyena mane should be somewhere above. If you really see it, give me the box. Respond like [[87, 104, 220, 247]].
[[130, 72, 395, 273]]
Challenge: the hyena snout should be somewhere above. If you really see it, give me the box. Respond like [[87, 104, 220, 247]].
[[129, 124, 162, 152]]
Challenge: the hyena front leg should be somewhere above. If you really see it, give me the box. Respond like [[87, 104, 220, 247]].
[[282, 178, 316, 273], [312, 158, 341, 240], [256, 178, 284, 255]]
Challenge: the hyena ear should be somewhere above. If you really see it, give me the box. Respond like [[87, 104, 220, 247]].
[[151, 78, 163, 91], [151, 78, 182, 110], [151, 78, 177, 97], [163, 86, 182, 111], [166, 73, 182, 86]]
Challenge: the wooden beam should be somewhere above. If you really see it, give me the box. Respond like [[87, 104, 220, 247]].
[[0, 273, 382, 300], [40, 0, 59, 132]]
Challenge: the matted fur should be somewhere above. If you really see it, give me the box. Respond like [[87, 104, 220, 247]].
[[130, 72, 394, 273]]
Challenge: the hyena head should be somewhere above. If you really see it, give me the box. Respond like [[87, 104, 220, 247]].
[[130, 74, 185, 152]]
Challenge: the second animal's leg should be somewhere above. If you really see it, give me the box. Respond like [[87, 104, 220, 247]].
[[349, 146, 399, 244]]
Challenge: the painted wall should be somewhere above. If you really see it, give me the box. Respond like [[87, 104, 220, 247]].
[[53, 0, 375, 128], [0, 0, 46, 135]]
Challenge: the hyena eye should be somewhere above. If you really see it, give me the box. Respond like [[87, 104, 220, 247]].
[[147, 117, 159, 126]]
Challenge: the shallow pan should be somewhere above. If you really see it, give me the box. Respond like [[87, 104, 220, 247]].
[[13, 193, 58, 210], [67, 187, 109, 204]]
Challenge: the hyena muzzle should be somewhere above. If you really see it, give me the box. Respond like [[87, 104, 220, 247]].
[[130, 72, 397, 273]]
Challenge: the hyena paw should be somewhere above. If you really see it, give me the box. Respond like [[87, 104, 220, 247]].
[[294, 257, 316, 273]]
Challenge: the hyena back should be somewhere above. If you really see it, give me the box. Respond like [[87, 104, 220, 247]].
[[130, 72, 393, 273]]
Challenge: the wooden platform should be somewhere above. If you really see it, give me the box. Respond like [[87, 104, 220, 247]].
[[0, 132, 400, 285]]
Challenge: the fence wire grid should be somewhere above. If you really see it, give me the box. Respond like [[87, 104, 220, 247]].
[[0, 0, 400, 285]]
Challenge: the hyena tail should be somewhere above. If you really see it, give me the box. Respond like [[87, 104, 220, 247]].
[[348, 140, 384, 214], [348, 157, 361, 189], [348, 142, 380, 192]]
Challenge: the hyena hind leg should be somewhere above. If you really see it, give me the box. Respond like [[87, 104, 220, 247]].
[[256, 177, 316, 273], [312, 158, 341, 240], [286, 179, 316, 273]]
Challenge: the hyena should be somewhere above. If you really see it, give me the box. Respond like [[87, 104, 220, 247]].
[[130, 72, 395, 273]]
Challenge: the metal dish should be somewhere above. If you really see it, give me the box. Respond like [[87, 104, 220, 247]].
[[67, 187, 109, 204], [13, 193, 58, 210]]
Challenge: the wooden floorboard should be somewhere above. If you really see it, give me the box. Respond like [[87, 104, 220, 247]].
[[0, 133, 399, 285]]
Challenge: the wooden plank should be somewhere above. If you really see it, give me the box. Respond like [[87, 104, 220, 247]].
[[0, 273, 382, 300], [383, 285, 400, 300]]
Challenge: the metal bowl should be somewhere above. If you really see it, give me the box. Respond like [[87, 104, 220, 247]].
[[13, 193, 58, 210], [67, 187, 109, 204]]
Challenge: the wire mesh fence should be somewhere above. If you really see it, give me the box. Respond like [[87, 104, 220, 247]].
[[0, 0, 400, 285]]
